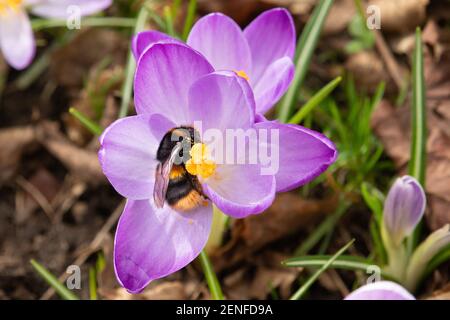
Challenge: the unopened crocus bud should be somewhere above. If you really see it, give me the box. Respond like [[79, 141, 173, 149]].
[[345, 281, 415, 300], [383, 176, 426, 245]]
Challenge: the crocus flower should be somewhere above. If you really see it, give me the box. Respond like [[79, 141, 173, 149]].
[[345, 281, 415, 300], [383, 175, 425, 245], [381, 175, 450, 292], [132, 8, 295, 116], [98, 43, 337, 293], [0, 0, 111, 70]]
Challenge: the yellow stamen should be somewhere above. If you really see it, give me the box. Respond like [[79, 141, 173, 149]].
[[185, 143, 216, 179], [0, 0, 23, 14], [234, 70, 250, 82]]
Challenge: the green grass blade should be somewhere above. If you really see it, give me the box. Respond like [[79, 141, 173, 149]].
[[199, 251, 224, 300], [119, 7, 149, 118], [284, 254, 396, 281], [163, 5, 176, 36], [69, 107, 103, 136], [289, 239, 355, 300], [278, 0, 334, 122], [284, 254, 370, 270], [32, 17, 136, 31], [288, 76, 342, 124], [182, 0, 197, 41], [30, 259, 79, 300], [89, 267, 97, 300]]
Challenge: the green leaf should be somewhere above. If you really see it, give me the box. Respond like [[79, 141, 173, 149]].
[[277, 0, 334, 122], [288, 76, 342, 124], [30, 259, 79, 300], [407, 27, 427, 252], [360, 182, 384, 223], [182, 0, 197, 41], [423, 243, 450, 280], [69, 107, 103, 136], [199, 251, 224, 300], [289, 239, 355, 300], [409, 27, 427, 185], [89, 267, 98, 300], [119, 7, 149, 118]]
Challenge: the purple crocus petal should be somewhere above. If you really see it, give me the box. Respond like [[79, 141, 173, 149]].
[[253, 56, 294, 114], [383, 175, 426, 245], [114, 199, 212, 293], [134, 43, 214, 124], [131, 30, 181, 60], [0, 8, 35, 70], [187, 13, 252, 72], [244, 8, 296, 81], [30, 0, 112, 18], [99, 114, 166, 200], [255, 121, 337, 192], [345, 281, 415, 300], [188, 71, 255, 132], [203, 164, 276, 218]]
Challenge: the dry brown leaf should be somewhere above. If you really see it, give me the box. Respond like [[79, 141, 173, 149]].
[[345, 51, 392, 93], [212, 193, 337, 270], [369, 0, 429, 34], [197, 0, 263, 25], [0, 126, 36, 184], [262, 0, 316, 16], [99, 282, 188, 300], [36, 122, 105, 184], [425, 283, 450, 300], [323, 0, 355, 36], [50, 29, 127, 90], [223, 251, 298, 299]]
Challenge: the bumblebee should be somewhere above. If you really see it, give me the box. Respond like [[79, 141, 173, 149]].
[[153, 127, 208, 211]]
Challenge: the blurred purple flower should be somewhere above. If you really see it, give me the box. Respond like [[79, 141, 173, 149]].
[[0, 0, 111, 70], [98, 43, 337, 293], [132, 8, 296, 115], [383, 175, 426, 245], [345, 281, 415, 300]]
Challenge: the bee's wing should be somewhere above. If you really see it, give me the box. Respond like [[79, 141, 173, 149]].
[[153, 143, 182, 208]]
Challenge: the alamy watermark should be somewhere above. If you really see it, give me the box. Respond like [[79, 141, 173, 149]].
[[66, 5, 82, 30]]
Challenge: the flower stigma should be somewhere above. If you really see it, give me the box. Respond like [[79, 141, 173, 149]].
[[234, 70, 250, 82], [185, 143, 216, 179], [0, 0, 22, 15]]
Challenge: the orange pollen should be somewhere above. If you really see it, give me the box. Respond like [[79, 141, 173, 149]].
[[234, 70, 250, 82], [0, 0, 22, 14], [185, 143, 216, 179]]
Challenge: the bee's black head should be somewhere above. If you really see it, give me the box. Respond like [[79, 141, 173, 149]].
[[156, 126, 200, 163]]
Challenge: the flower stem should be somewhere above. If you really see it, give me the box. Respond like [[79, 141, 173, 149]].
[[199, 251, 224, 300], [31, 17, 136, 31], [204, 206, 229, 254]]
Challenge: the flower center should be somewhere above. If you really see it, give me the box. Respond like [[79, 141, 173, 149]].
[[234, 70, 250, 82], [185, 143, 216, 179], [0, 0, 22, 14]]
